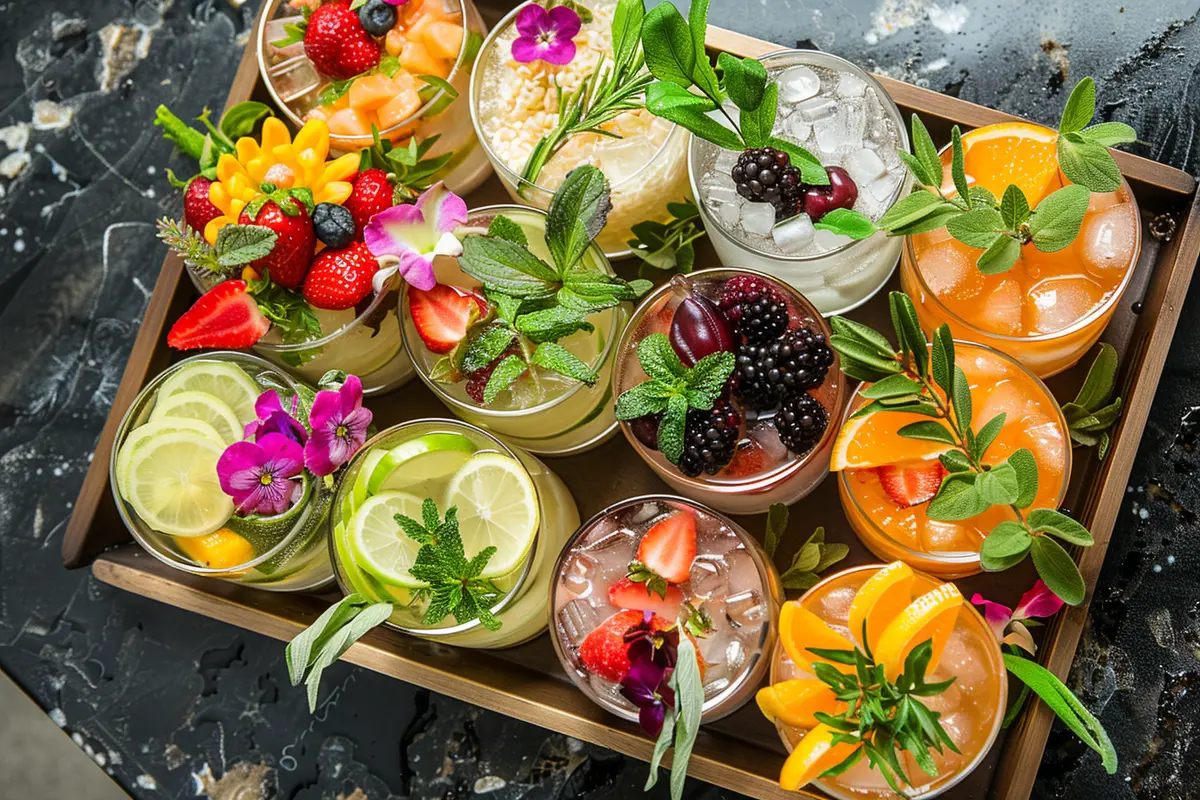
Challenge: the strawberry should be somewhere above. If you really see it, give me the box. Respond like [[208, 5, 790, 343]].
[[302, 241, 379, 310], [876, 462, 948, 508], [632, 512, 697, 586], [343, 168, 393, 233], [238, 199, 316, 290], [183, 176, 221, 233], [408, 284, 487, 354], [167, 280, 270, 350], [608, 578, 684, 620], [303, 1, 380, 80], [579, 610, 669, 683]]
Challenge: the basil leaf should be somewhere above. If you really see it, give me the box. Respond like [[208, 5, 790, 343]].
[[814, 208, 877, 240], [717, 52, 767, 112]]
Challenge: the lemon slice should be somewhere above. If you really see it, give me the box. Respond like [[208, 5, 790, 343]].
[[149, 390, 243, 445], [348, 491, 428, 587], [122, 430, 233, 537], [443, 452, 539, 579], [156, 361, 262, 426], [115, 418, 226, 498]]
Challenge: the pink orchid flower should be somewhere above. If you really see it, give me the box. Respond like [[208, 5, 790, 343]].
[[363, 182, 467, 292], [511, 4, 580, 65], [304, 375, 373, 477], [217, 433, 306, 517], [970, 580, 1065, 655]]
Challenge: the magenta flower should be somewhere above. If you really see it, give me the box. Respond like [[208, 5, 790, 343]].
[[363, 182, 467, 292], [244, 390, 308, 445], [511, 4, 580, 65], [304, 375, 372, 476], [217, 433, 306, 517], [383, 0, 409, 5], [971, 580, 1065, 655], [619, 612, 680, 737]]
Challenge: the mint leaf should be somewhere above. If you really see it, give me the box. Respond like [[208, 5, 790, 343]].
[[976, 235, 1022, 275], [487, 215, 528, 245], [220, 101, 274, 141], [615, 381, 673, 420], [531, 342, 598, 385], [637, 332, 687, 382], [546, 165, 612, 274], [1059, 77, 1096, 134], [945, 207, 1005, 249], [718, 52, 767, 112], [459, 236, 558, 296], [214, 224, 277, 267], [814, 208, 877, 240], [461, 324, 515, 373], [482, 355, 527, 404], [1030, 184, 1090, 252], [1056, 135, 1122, 193], [514, 306, 593, 343], [979, 521, 1032, 571], [1029, 535, 1085, 605], [556, 287, 622, 313], [683, 350, 735, 407], [741, 82, 777, 148], [658, 393, 689, 464], [1027, 508, 1094, 546]]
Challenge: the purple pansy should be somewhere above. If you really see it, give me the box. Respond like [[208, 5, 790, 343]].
[[304, 375, 373, 476], [619, 613, 680, 737], [244, 390, 308, 445], [217, 433, 306, 517], [363, 182, 467, 292], [971, 580, 1065, 655], [511, 4, 580, 65]]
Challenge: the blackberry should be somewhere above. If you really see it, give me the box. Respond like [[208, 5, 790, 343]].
[[731, 147, 804, 219], [735, 326, 834, 409], [678, 399, 741, 478], [774, 392, 828, 457], [718, 275, 789, 333]]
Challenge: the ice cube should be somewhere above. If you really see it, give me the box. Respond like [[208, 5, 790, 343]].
[[706, 183, 740, 206], [715, 148, 739, 173], [866, 169, 904, 204], [741, 203, 776, 236], [724, 637, 746, 673], [599, 136, 660, 183], [689, 554, 726, 599], [977, 277, 1024, 335], [845, 148, 888, 184], [813, 228, 853, 252], [725, 589, 767, 629], [838, 73, 868, 98], [561, 552, 600, 598], [817, 585, 857, 625], [715, 199, 741, 227], [778, 66, 822, 103], [587, 671, 626, 706], [558, 600, 603, 647], [697, 628, 729, 665], [796, 95, 837, 122], [748, 420, 789, 460], [921, 520, 979, 553], [917, 239, 985, 300], [838, 106, 867, 146], [772, 214, 816, 254], [1079, 202, 1138, 277], [787, 115, 812, 142], [1027, 276, 1104, 334], [813, 118, 843, 155]]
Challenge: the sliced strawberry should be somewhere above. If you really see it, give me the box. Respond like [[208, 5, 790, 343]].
[[608, 578, 685, 619], [167, 280, 270, 350], [579, 610, 669, 683], [876, 462, 948, 508], [407, 284, 487, 354], [634, 512, 697, 585]]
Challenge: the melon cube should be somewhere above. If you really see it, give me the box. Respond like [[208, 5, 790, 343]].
[[422, 20, 463, 60], [376, 88, 423, 129], [326, 107, 372, 137], [399, 41, 442, 76], [385, 29, 408, 57], [349, 75, 401, 112]]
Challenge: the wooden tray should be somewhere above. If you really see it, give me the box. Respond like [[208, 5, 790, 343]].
[[63, 9, 1200, 799]]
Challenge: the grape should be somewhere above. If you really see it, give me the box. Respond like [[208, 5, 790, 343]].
[[629, 415, 660, 450], [802, 166, 859, 223], [669, 296, 735, 367]]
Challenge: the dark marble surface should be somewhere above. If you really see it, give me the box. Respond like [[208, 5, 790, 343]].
[[1, 0, 1199, 798]]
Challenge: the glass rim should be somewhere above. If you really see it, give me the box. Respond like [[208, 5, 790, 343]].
[[110, 351, 327, 576], [688, 47, 913, 263], [769, 562, 1008, 800], [467, 0, 684, 197], [613, 266, 847, 494], [837, 338, 1073, 567], [256, 0, 476, 142], [328, 417, 541, 637], [252, 271, 402, 353], [402, 203, 623, 418], [903, 128, 1144, 344]]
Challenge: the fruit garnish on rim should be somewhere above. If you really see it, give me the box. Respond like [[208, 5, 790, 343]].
[[828, 292, 1093, 605]]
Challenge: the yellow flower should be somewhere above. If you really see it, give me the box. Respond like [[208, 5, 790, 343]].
[[204, 117, 361, 243]]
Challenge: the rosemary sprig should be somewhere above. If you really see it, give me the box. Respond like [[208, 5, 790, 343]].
[[830, 292, 1095, 605]]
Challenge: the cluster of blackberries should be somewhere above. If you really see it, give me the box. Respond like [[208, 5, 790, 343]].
[[731, 147, 805, 220]]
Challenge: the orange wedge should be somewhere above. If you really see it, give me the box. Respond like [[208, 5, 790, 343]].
[[780, 601, 857, 675], [779, 723, 860, 791], [830, 406, 952, 471], [756, 679, 845, 729], [956, 122, 1063, 206], [874, 583, 963, 680], [847, 562, 915, 652], [176, 528, 255, 571]]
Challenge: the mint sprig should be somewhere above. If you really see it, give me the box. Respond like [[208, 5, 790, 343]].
[[830, 292, 1094, 605], [362, 125, 454, 203], [156, 219, 277, 278], [1062, 343, 1123, 460], [627, 199, 706, 277]]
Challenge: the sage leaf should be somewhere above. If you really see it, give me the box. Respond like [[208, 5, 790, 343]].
[[927, 472, 990, 521], [651, 101, 744, 150], [1027, 508, 1094, 546], [945, 207, 1005, 249], [976, 235, 1022, 275], [1030, 184, 1091, 252], [669, 634, 705, 800], [951, 365, 972, 429], [877, 191, 954, 231], [897, 421, 956, 445], [1029, 536, 1085, 605], [890, 292, 929, 378], [931, 325, 954, 395], [768, 137, 829, 185], [940, 450, 974, 473], [1008, 448, 1039, 508], [214, 224, 278, 267], [286, 594, 372, 685], [1000, 184, 1031, 230], [764, 502, 788, 558], [830, 315, 897, 357], [973, 413, 1006, 461], [642, 3, 696, 88], [1081, 121, 1137, 147], [977, 461, 1020, 505], [910, 114, 943, 189], [861, 374, 924, 399], [1056, 136, 1122, 193], [1058, 77, 1096, 134], [950, 126, 971, 206], [646, 80, 717, 115], [1074, 343, 1118, 411], [980, 521, 1032, 571], [644, 706, 676, 790], [741, 82, 778, 148]]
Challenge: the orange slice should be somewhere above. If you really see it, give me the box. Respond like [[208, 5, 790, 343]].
[[957, 122, 1063, 206], [847, 561, 915, 653], [756, 679, 845, 729], [830, 406, 952, 471], [780, 601, 857, 675], [176, 527, 254, 571], [779, 723, 860, 791], [874, 582, 963, 680]]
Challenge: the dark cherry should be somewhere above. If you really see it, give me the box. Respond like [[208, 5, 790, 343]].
[[629, 414, 661, 450], [802, 166, 859, 223], [669, 295, 735, 367]]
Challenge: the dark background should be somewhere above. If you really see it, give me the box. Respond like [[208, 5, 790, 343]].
[[2, 0, 1199, 797]]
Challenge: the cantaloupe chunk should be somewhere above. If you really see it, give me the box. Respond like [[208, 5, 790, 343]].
[[385, 29, 408, 57], [326, 107, 372, 137], [376, 87, 423, 129], [349, 75, 401, 111], [422, 20, 463, 60], [399, 41, 442, 76]]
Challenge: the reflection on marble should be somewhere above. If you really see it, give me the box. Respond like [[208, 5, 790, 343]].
[[1, 0, 1200, 798]]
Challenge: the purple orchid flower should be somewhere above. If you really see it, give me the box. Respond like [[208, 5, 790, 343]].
[[304, 375, 373, 477], [244, 390, 308, 445], [971, 580, 1065, 655], [217, 433, 306, 517], [511, 4, 580, 65], [363, 182, 467, 292]]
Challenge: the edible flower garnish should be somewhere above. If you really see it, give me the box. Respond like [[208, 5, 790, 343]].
[[511, 3, 581, 65], [643, 620, 704, 800], [620, 613, 678, 737], [971, 580, 1064, 655], [363, 182, 467, 291], [217, 433, 306, 517], [244, 390, 308, 445], [304, 375, 373, 476]]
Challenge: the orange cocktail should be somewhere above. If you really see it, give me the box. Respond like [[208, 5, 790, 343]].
[[760, 563, 1006, 798], [900, 122, 1141, 378], [833, 342, 1069, 577]]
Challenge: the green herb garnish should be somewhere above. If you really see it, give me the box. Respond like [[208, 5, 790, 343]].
[[360, 125, 456, 203], [645, 627, 704, 800], [762, 504, 849, 590], [247, 274, 323, 350], [627, 199, 706, 278], [830, 292, 1095, 605], [1063, 343, 1123, 460], [286, 593, 395, 712], [156, 218, 277, 278]]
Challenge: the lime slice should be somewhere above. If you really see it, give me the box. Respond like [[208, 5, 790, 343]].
[[352, 449, 388, 510], [348, 491, 428, 587], [157, 362, 262, 426], [116, 418, 226, 498], [443, 452, 539, 579], [377, 448, 474, 498], [123, 431, 233, 537], [149, 390, 243, 445], [366, 433, 476, 495]]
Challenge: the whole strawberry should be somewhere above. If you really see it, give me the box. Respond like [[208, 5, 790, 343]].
[[183, 176, 222, 233], [238, 199, 316, 289], [304, 1, 381, 80], [302, 241, 379, 310], [343, 168, 393, 233]]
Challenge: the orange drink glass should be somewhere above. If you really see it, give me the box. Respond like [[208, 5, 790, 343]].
[[833, 342, 1069, 577], [763, 563, 1006, 799], [899, 122, 1141, 377]]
